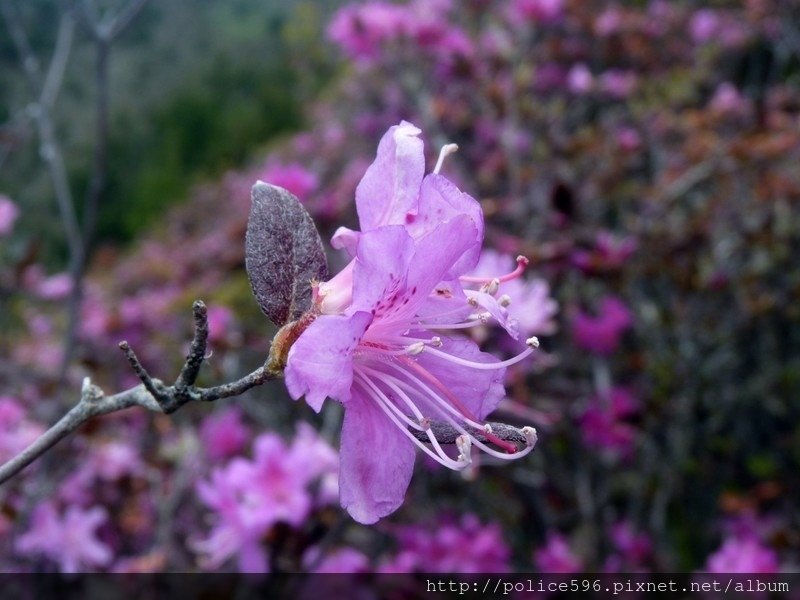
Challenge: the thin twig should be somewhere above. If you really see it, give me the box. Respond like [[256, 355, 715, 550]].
[[175, 300, 209, 389], [107, 0, 148, 40], [0, 3, 83, 262], [58, 0, 150, 379], [40, 13, 75, 110]]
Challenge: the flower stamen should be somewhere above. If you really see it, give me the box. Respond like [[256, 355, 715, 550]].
[[433, 143, 459, 174], [381, 365, 522, 456], [456, 435, 472, 464], [422, 343, 536, 370], [480, 278, 501, 295], [459, 255, 530, 285], [355, 373, 467, 470]]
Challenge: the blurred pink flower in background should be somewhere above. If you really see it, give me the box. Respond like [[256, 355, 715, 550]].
[[604, 521, 653, 571], [0, 194, 19, 236], [533, 63, 567, 93], [193, 425, 338, 571], [305, 547, 370, 573], [199, 406, 251, 462], [567, 63, 594, 95], [328, 2, 410, 61], [16, 502, 113, 573], [0, 397, 45, 463], [206, 304, 238, 347], [595, 6, 623, 36], [58, 439, 146, 504], [534, 533, 583, 573], [709, 82, 750, 117], [327, 0, 470, 66], [13, 313, 65, 372], [615, 127, 642, 152], [705, 534, 779, 573], [690, 9, 720, 43], [578, 387, 640, 456], [258, 160, 319, 201], [510, 0, 564, 24], [572, 296, 633, 355], [22, 266, 74, 300], [380, 514, 511, 573], [599, 70, 637, 99], [467, 249, 558, 338]]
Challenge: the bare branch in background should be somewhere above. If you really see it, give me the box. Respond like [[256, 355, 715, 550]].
[[40, 13, 75, 110], [58, 0, 150, 376], [107, 0, 149, 40], [0, 1, 83, 263]]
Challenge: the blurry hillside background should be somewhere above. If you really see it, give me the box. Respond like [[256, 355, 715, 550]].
[[1, 0, 799, 574]]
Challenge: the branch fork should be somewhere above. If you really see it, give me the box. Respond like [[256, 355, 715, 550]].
[[0, 300, 278, 485]]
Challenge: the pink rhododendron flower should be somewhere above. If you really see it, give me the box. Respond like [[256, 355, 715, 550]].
[[193, 424, 337, 571], [705, 534, 779, 573], [578, 387, 639, 456], [572, 296, 633, 355], [380, 514, 510, 573], [199, 406, 251, 462], [284, 122, 538, 523], [534, 533, 583, 573], [0, 194, 19, 236], [16, 502, 113, 573]]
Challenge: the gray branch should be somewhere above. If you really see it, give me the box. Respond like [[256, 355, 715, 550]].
[[0, 300, 280, 486], [40, 13, 75, 110], [0, 2, 83, 264], [71, 0, 149, 42], [107, 0, 148, 40]]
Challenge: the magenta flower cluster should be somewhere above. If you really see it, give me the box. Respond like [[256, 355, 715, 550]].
[[194, 423, 338, 571]]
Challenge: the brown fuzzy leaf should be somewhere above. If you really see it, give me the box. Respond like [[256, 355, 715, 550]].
[[245, 182, 328, 326]]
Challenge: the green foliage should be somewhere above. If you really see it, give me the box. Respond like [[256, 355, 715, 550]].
[[101, 57, 303, 242], [0, 0, 338, 264]]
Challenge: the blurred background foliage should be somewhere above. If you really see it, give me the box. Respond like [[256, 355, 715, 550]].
[[0, 0, 337, 261]]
